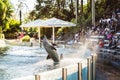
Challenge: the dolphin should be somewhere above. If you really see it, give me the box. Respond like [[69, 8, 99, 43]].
[[42, 36, 60, 63]]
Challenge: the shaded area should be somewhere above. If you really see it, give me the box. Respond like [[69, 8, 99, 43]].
[[96, 68, 108, 80], [96, 52, 120, 80]]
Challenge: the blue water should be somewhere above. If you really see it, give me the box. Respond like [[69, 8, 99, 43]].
[[58, 67, 87, 80]]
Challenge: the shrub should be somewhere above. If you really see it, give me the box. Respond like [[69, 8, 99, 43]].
[[21, 35, 30, 42]]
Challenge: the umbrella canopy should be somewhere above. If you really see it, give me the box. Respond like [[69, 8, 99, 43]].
[[42, 17, 76, 43], [20, 19, 44, 27], [42, 17, 76, 27]]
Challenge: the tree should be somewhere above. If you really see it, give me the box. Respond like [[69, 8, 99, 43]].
[[28, 0, 76, 21], [0, 0, 7, 32], [0, 0, 14, 32], [4, 19, 20, 39]]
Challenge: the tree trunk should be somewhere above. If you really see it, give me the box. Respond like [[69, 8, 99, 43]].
[[81, 0, 83, 15], [19, 10, 22, 25], [75, 0, 79, 24], [61, 0, 65, 9], [56, 0, 60, 10]]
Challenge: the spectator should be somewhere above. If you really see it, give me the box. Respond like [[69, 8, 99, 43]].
[[18, 32, 24, 39], [98, 39, 104, 48]]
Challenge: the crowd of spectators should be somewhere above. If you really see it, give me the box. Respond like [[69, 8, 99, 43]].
[[70, 8, 120, 50], [85, 8, 120, 49]]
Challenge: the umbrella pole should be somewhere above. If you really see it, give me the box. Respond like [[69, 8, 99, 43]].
[[38, 27, 41, 47], [52, 27, 55, 43]]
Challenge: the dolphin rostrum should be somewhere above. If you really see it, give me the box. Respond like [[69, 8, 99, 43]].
[[43, 36, 60, 63]]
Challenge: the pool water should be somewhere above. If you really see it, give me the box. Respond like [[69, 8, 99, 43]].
[[58, 67, 87, 80], [0, 45, 87, 80]]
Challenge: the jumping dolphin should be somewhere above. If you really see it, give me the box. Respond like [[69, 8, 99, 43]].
[[43, 36, 60, 63]]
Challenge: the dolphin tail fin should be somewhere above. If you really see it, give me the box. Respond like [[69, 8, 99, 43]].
[[46, 55, 51, 59]]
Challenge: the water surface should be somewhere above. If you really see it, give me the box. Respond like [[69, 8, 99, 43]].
[[0, 45, 87, 80]]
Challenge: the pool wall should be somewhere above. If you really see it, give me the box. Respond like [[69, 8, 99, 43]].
[[12, 54, 96, 80]]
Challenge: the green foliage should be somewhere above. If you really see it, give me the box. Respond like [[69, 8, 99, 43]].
[[0, 33, 4, 39], [77, 15, 86, 27], [6, 19, 20, 33], [85, 14, 92, 27], [3, 0, 14, 17], [0, 0, 14, 33], [56, 27, 64, 36], [5, 33, 16, 39], [10, 20, 20, 32], [0, 0, 7, 22], [29, 0, 75, 21], [4, 19, 20, 39], [21, 35, 30, 42], [29, 28, 37, 32]]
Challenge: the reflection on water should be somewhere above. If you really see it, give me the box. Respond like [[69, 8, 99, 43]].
[[0, 45, 91, 80]]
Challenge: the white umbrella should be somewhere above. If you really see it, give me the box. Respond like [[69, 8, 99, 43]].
[[42, 17, 76, 27], [20, 19, 44, 45], [42, 17, 76, 43], [20, 18, 76, 44], [20, 19, 44, 27]]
